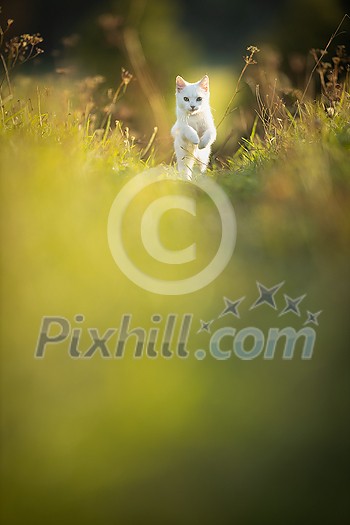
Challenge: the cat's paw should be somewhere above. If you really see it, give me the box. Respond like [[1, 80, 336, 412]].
[[183, 129, 199, 144], [189, 131, 200, 145], [198, 137, 209, 149]]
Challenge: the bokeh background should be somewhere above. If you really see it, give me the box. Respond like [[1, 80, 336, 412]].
[[1, 1, 350, 524], [5, 0, 350, 147]]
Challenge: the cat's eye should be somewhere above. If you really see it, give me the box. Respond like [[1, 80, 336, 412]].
[[183, 97, 189, 102], [196, 97, 202, 102]]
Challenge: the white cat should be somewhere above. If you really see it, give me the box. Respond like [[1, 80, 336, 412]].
[[171, 75, 216, 179]]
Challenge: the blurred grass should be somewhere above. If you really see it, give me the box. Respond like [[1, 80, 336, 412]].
[[1, 54, 350, 525]]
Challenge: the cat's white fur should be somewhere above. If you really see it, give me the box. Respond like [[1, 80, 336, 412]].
[[171, 75, 216, 179]]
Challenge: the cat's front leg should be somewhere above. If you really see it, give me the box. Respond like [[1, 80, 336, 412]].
[[183, 125, 200, 145], [196, 146, 211, 173], [174, 136, 195, 180], [177, 157, 194, 180], [198, 128, 216, 149]]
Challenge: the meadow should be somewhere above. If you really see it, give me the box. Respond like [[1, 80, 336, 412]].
[[1, 11, 350, 524]]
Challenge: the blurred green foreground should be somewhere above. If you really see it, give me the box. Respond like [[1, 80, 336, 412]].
[[1, 78, 350, 524]]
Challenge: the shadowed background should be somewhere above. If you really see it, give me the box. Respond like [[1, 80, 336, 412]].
[[5, 0, 350, 144]]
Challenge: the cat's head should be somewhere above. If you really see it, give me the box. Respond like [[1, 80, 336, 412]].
[[175, 75, 210, 114]]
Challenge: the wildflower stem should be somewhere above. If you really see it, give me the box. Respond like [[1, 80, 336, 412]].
[[217, 46, 259, 130], [141, 126, 158, 159], [217, 63, 249, 129], [299, 13, 350, 106], [0, 52, 12, 94]]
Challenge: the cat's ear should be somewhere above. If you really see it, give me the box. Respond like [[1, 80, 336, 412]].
[[176, 75, 187, 92], [198, 75, 209, 92]]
